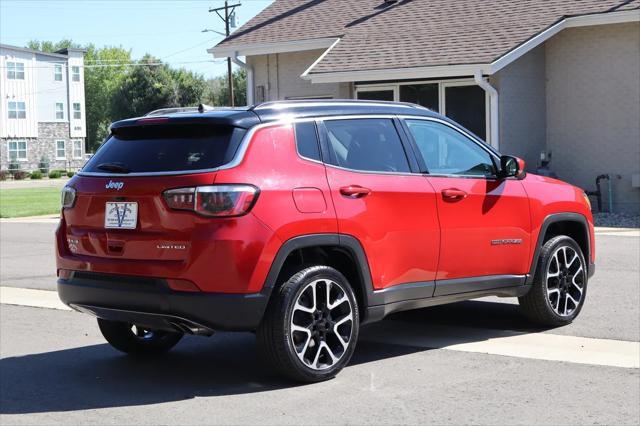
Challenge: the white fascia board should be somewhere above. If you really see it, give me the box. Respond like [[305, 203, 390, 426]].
[[305, 63, 492, 83], [301, 38, 341, 78], [490, 9, 640, 73], [208, 37, 340, 58], [304, 9, 639, 83]]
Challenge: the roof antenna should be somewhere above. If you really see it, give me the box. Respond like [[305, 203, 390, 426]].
[[198, 103, 214, 113]]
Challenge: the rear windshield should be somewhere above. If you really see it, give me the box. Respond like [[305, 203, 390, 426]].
[[83, 124, 247, 174]]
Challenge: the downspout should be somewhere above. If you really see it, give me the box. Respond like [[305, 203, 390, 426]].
[[231, 52, 254, 106], [474, 70, 499, 150]]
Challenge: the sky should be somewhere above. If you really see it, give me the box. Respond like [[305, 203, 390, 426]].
[[0, 0, 274, 79]]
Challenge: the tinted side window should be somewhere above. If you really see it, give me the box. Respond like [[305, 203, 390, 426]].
[[324, 118, 410, 173], [294, 122, 321, 161], [405, 120, 495, 177]]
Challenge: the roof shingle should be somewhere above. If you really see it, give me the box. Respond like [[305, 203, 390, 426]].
[[216, 0, 639, 74]]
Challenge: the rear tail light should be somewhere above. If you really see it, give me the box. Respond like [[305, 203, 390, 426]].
[[163, 185, 258, 217], [61, 186, 76, 209]]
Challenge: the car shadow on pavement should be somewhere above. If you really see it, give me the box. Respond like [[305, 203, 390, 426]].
[[0, 300, 550, 414]]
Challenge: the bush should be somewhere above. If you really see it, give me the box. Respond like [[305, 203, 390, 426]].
[[8, 161, 20, 176], [66, 171, 75, 178], [30, 170, 43, 179], [13, 170, 29, 180], [38, 155, 50, 174], [0, 170, 7, 181], [48, 170, 62, 179]]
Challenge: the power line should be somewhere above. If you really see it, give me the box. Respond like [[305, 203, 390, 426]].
[[0, 60, 226, 69], [209, 1, 241, 107], [162, 38, 221, 60]]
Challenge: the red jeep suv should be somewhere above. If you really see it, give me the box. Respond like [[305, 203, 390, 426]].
[[56, 100, 595, 382]]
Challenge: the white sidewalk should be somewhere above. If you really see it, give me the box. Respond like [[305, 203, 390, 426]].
[[1, 285, 638, 370]]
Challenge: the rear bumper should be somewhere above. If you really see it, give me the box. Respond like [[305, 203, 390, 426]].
[[57, 271, 269, 332]]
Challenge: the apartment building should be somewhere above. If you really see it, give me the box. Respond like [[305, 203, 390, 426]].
[[0, 44, 87, 172]]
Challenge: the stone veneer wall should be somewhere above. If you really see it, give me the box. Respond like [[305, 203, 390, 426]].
[[0, 122, 85, 172]]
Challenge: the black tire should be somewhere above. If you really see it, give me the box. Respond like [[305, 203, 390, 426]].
[[97, 318, 183, 356], [519, 235, 588, 326], [257, 265, 360, 383]]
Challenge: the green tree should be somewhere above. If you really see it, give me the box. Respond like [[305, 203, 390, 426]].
[[203, 68, 247, 107], [84, 45, 131, 150], [111, 55, 208, 120], [27, 39, 80, 52], [110, 55, 177, 119], [28, 39, 131, 152], [27, 41, 208, 150], [171, 68, 208, 107]]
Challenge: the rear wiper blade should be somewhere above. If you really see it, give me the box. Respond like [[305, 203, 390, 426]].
[[96, 162, 131, 173]]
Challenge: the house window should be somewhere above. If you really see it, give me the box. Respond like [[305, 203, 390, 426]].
[[54, 64, 63, 81], [442, 84, 487, 140], [6, 62, 25, 80], [55, 102, 64, 119], [73, 140, 83, 159], [71, 66, 80, 82], [8, 140, 27, 162], [56, 140, 66, 160], [355, 80, 488, 141], [8, 101, 26, 119], [73, 103, 81, 119], [356, 86, 395, 102], [400, 84, 439, 112]]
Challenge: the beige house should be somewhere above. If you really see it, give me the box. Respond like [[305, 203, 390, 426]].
[[210, 0, 640, 213]]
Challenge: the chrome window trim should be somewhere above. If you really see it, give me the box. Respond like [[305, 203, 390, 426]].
[[253, 101, 425, 111], [77, 112, 485, 178], [398, 115, 500, 161], [399, 115, 500, 179], [78, 122, 274, 178], [319, 115, 416, 175]]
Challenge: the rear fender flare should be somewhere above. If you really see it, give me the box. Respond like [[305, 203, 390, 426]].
[[262, 233, 375, 310]]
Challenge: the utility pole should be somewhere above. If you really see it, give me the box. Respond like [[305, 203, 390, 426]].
[[209, 1, 241, 107]]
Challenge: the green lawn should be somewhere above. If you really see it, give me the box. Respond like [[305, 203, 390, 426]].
[[0, 187, 61, 218]]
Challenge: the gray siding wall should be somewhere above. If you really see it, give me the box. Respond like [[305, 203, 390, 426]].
[[248, 50, 352, 101], [546, 22, 640, 213], [492, 45, 547, 171], [35, 54, 68, 123]]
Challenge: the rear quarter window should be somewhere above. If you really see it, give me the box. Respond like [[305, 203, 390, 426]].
[[294, 121, 321, 161], [83, 124, 246, 174]]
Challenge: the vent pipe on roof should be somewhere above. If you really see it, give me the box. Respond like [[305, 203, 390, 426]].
[[474, 70, 499, 150], [231, 52, 254, 106]]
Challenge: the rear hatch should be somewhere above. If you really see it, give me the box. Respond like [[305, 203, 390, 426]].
[[62, 119, 248, 261]]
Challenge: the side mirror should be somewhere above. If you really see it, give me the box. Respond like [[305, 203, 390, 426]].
[[500, 155, 526, 179]]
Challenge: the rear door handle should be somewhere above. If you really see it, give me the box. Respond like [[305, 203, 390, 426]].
[[340, 185, 371, 198], [442, 188, 467, 200]]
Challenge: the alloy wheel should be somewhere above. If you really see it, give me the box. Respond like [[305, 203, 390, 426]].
[[545, 245, 585, 317], [290, 279, 354, 370]]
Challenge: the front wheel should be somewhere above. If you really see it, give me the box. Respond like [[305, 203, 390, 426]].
[[257, 265, 359, 383], [98, 318, 183, 356], [519, 235, 588, 326]]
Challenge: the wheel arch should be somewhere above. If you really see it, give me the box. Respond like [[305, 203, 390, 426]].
[[262, 234, 375, 322], [527, 213, 591, 284]]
